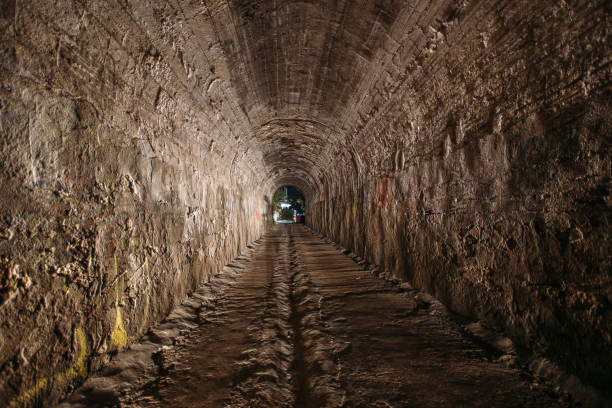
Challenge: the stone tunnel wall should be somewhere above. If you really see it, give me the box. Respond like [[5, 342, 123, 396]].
[[308, 0, 611, 393], [0, 0, 611, 405], [0, 1, 268, 406]]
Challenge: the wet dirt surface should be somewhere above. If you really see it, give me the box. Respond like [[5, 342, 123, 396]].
[[62, 225, 571, 407]]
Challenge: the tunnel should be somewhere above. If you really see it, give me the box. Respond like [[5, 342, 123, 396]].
[[0, 0, 610, 406]]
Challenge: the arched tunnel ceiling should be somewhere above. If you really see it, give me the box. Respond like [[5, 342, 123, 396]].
[[202, 0, 406, 193], [2, 2, 610, 404]]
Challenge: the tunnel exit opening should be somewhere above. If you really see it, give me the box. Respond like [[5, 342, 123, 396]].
[[272, 185, 306, 224]]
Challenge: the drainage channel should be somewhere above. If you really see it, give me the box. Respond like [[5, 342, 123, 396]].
[[287, 230, 344, 408], [288, 232, 321, 408], [288, 239, 311, 407]]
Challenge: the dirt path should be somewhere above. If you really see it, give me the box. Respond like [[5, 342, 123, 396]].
[[62, 225, 567, 407], [292, 227, 564, 408]]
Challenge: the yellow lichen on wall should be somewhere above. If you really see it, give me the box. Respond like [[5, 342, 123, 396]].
[[8, 378, 49, 408], [110, 253, 128, 349], [110, 306, 128, 349], [55, 327, 88, 381], [8, 327, 87, 407]]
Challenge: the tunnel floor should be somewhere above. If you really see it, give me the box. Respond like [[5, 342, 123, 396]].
[[63, 225, 568, 407]]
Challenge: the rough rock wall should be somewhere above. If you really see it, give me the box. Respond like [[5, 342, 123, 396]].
[[0, 1, 268, 406], [309, 0, 611, 392]]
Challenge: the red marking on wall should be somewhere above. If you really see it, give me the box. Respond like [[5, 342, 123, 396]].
[[64, 170, 72, 186], [376, 177, 394, 211], [255, 206, 262, 220]]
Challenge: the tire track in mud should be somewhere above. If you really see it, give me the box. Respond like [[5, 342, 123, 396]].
[[129, 234, 284, 408], [59, 239, 265, 408], [227, 230, 294, 407], [228, 228, 344, 408], [288, 233, 344, 408]]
